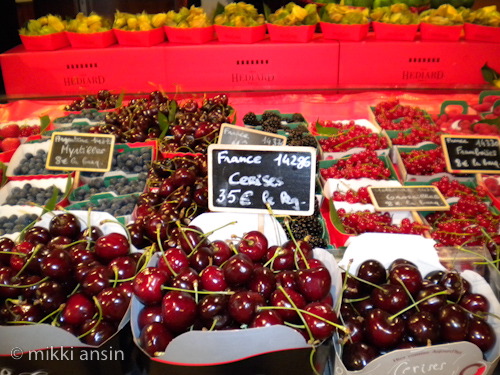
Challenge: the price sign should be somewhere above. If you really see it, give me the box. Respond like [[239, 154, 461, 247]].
[[368, 186, 449, 211], [441, 134, 500, 174], [208, 144, 316, 215], [46, 132, 115, 172], [218, 124, 287, 146]]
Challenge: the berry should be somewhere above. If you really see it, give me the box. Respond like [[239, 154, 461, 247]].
[[0, 124, 20, 139]]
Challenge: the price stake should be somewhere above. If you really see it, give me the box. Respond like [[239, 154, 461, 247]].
[[208, 144, 316, 215], [368, 186, 449, 211], [441, 134, 500, 174], [218, 124, 287, 146], [46, 132, 115, 172]]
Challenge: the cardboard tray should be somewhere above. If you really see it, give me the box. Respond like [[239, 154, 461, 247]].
[[334, 233, 500, 375], [130, 212, 342, 374]]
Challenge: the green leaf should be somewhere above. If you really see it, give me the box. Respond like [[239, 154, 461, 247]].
[[315, 120, 340, 136], [481, 63, 499, 84], [263, 3, 272, 21], [0, 162, 7, 187], [62, 173, 73, 201], [43, 187, 61, 214], [168, 99, 178, 125], [158, 111, 170, 139], [39, 115, 51, 133], [473, 117, 500, 132], [115, 91, 125, 109]]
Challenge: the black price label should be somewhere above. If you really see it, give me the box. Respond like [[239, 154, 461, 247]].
[[218, 124, 287, 146], [441, 134, 500, 174], [368, 186, 449, 211], [208, 144, 316, 215], [46, 132, 115, 172]]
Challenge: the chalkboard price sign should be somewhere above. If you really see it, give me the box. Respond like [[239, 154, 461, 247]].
[[46, 132, 115, 172], [441, 134, 500, 174], [368, 186, 449, 211], [218, 124, 287, 146], [208, 144, 316, 215]]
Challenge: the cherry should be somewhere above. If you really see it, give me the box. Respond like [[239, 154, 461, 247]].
[[189, 246, 213, 273], [40, 251, 72, 280], [356, 259, 387, 292], [127, 222, 149, 249], [144, 212, 170, 242], [438, 304, 469, 343], [341, 273, 365, 300], [157, 248, 189, 278], [169, 267, 199, 290], [199, 265, 227, 292], [407, 310, 440, 345], [80, 319, 116, 346], [161, 291, 197, 333], [94, 233, 130, 262], [133, 267, 169, 306], [24, 226, 51, 245], [211, 240, 232, 266], [228, 290, 265, 325], [138, 305, 162, 331], [223, 253, 254, 287], [247, 265, 276, 301], [354, 297, 377, 318], [276, 270, 298, 290], [339, 316, 365, 344], [439, 271, 470, 302], [466, 317, 496, 352], [96, 287, 129, 322], [416, 284, 448, 315], [238, 231, 268, 262], [81, 266, 111, 297], [341, 342, 379, 371], [17, 274, 42, 299], [371, 284, 409, 314], [459, 293, 490, 320], [303, 301, 338, 340], [250, 310, 284, 328], [7, 302, 42, 323], [389, 264, 423, 296], [270, 287, 306, 323], [198, 294, 231, 330], [108, 256, 137, 280], [0, 266, 20, 298], [79, 226, 104, 242], [68, 247, 96, 265], [296, 266, 331, 302], [61, 293, 96, 326], [364, 308, 405, 350], [0, 238, 15, 265], [34, 280, 66, 313], [265, 245, 294, 271], [49, 213, 81, 239], [140, 322, 174, 357], [46, 236, 72, 252]]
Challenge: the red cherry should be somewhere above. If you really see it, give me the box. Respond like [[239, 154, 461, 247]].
[[198, 294, 231, 330], [133, 267, 169, 306], [161, 291, 197, 333], [303, 301, 338, 340], [61, 293, 96, 326], [140, 322, 174, 357], [211, 240, 233, 266], [296, 266, 331, 302], [223, 253, 254, 287], [247, 265, 276, 300], [364, 308, 405, 350], [238, 231, 268, 262], [228, 290, 265, 324], [341, 342, 379, 371], [96, 287, 129, 322], [157, 247, 189, 278], [49, 213, 81, 240], [270, 287, 306, 323], [250, 310, 284, 328], [138, 305, 162, 331], [94, 233, 130, 262], [199, 265, 227, 292]]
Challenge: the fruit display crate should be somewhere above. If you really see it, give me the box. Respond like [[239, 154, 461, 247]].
[[2, 37, 500, 97]]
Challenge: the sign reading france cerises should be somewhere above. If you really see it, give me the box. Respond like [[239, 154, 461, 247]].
[[46, 132, 115, 172], [208, 144, 316, 216]]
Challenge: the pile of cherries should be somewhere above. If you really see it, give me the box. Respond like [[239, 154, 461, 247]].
[[320, 150, 392, 180], [339, 258, 496, 371], [132, 227, 338, 357], [128, 154, 208, 250], [317, 121, 389, 152], [0, 212, 140, 346], [159, 94, 233, 154], [64, 90, 119, 111]]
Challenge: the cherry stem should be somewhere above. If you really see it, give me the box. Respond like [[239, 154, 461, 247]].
[[339, 267, 386, 292], [13, 243, 44, 280], [157, 227, 178, 278], [395, 276, 418, 312], [456, 244, 500, 278], [389, 290, 449, 321], [283, 217, 310, 270], [0, 276, 49, 289], [78, 296, 103, 339], [342, 296, 370, 304], [38, 304, 65, 325], [161, 285, 234, 295]]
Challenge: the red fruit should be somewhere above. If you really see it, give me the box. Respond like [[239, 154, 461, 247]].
[[140, 322, 174, 357], [0, 124, 20, 138], [61, 293, 96, 326], [133, 267, 169, 306], [303, 302, 338, 340], [238, 231, 268, 262], [296, 266, 332, 302], [161, 291, 197, 333], [94, 233, 130, 262], [0, 138, 20, 152]]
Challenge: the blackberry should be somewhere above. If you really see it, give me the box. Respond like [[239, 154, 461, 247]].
[[288, 133, 318, 148], [289, 216, 324, 238], [261, 115, 282, 134], [242, 112, 261, 126], [307, 235, 328, 249], [291, 113, 306, 123], [262, 110, 280, 122]]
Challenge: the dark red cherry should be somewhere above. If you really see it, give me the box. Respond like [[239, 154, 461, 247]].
[[49, 213, 81, 239], [61, 293, 96, 326], [364, 308, 405, 350], [407, 310, 441, 345], [341, 342, 379, 371], [133, 267, 169, 306], [140, 322, 174, 357], [228, 290, 265, 324], [138, 305, 162, 331], [250, 310, 284, 328], [161, 291, 197, 333]]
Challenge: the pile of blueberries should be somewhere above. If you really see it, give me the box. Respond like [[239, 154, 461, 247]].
[[0, 213, 40, 235], [13, 149, 68, 176], [4, 184, 62, 206], [71, 173, 148, 202]]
